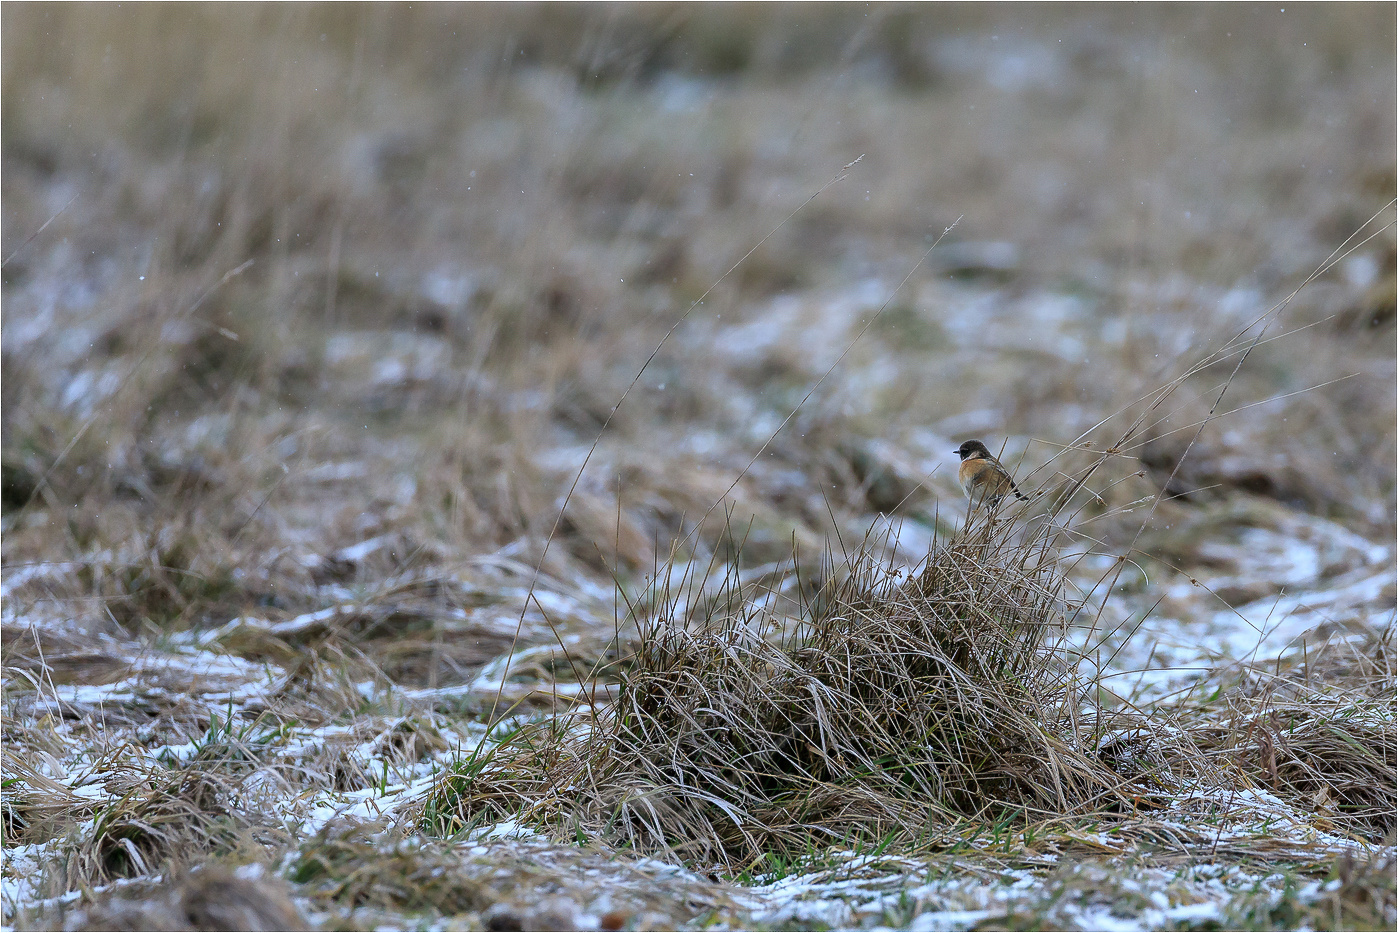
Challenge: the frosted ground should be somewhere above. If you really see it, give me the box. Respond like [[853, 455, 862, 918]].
[[3, 6, 1395, 931]]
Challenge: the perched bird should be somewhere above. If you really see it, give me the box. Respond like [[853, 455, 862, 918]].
[[955, 439, 1027, 507]]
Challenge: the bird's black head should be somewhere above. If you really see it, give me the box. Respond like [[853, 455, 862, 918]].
[[955, 439, 992, 461]]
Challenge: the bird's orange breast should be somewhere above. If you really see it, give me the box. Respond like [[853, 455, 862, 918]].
[[959, 458, 1012, 498]]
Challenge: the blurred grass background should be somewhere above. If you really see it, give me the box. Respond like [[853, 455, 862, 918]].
[[3, 2, 1394, 622]]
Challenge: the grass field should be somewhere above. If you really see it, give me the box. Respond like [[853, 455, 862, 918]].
[[3, 4, 1395, 930]]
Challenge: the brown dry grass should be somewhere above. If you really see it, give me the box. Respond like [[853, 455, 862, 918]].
[[420, 509, 1205, 869], [3, 4, 1394, 930]]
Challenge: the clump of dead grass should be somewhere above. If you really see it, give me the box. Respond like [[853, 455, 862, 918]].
[[1, 758, 96, 850], [1195, 636, 1397, 842], [1322, 846, 1398, 931], [22, 863, 307, 932], [2, 733, 281, 897], [420, 511, 1161, 868], [73, 769, 251, 886], [289, 820, 499, 918]]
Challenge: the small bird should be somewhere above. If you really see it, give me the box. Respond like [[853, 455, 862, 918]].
[[955, 439, 1027, 506]]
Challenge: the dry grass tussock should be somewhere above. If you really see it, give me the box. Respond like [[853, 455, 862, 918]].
[[24, 864, 306, 932], [1187, 628, 1397, 843], [9, 762, 271, 906], [421, 512, 1205, 868], [281, 816, 743, 931]]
